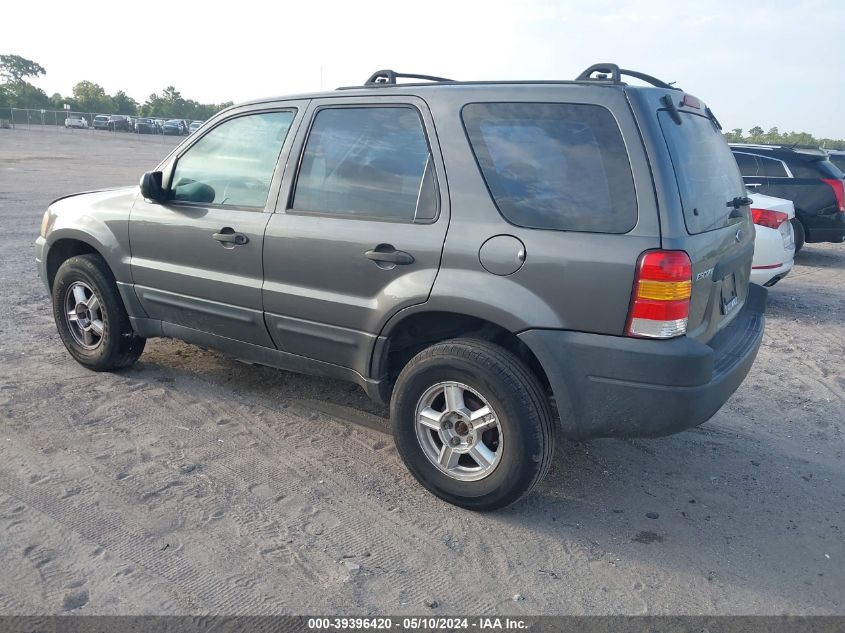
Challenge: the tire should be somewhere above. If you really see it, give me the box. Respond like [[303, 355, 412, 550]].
[[52, 254, 146, 371], [792, 218, 805, 253], [390, 338, 554, 511]]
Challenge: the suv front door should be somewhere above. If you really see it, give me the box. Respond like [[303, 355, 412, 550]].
[[262, 97, 449, 376], [130, 106, 303, 346]]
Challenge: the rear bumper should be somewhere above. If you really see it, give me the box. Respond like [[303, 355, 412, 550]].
[[806, 213, 845, 243], [519, 284, 767, 440], [750, 258, 793, 287]]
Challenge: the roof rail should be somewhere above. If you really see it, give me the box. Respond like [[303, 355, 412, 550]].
[[576, 63, 681, 91], [364, 69, 455, 86]]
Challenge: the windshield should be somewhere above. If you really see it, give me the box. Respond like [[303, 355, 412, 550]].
[[659, 111, 745, 235]]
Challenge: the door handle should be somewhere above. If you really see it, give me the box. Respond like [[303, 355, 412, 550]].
[[745, 183, 763, 188], [212, 227, 249, 246], [365, 246, 415, 265]]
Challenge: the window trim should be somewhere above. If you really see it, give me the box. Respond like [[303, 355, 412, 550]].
[[732, 151, 794, 179], [285, 103, 441, 225], [166, 108, 298, 213], [460, 100, 639, 235]]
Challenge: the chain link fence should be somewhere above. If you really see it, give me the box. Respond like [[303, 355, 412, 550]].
[[0, 106, 186, 140]]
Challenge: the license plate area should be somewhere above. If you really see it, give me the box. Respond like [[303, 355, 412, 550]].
[[721, 273, 739, 315]]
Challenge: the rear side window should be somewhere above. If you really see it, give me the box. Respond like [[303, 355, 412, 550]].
[[758, 156, 789, 177], [733, 152, 759, 177], [462, 102, 637, 233], [659, 112, 745, 234], [292, 106, 437, 222]]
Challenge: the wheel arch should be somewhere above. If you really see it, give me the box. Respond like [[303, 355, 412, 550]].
[[372, 310, 553, 406], [45, 237, 105, 291]]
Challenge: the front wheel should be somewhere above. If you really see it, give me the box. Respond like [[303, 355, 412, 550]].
[[52, 254, 146, 371], [391, 339, 554, 510]]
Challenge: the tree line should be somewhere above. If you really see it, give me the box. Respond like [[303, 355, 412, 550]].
[[723, 126, 845, 151], [1, 54, 232, 120]]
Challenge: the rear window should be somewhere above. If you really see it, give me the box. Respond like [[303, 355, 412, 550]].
[[461, 102, 637, 233], [659, 112, 745, 234], [788, 159, 841, 179], [829, 154, 845, 172]]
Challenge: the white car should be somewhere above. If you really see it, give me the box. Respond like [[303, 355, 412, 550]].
[[749, 191, 795, 287], [64, 116, 89, 129]]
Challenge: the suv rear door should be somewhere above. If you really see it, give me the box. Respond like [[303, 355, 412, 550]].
[[646, 97, 754, 343], [261, 96, 449, 376]]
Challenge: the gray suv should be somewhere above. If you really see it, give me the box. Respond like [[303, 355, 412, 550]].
[[35, 64, 766, 510]]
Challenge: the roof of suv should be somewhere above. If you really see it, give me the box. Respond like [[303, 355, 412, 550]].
[[730, 143, 829, 159], [236, 63, 688, 108]]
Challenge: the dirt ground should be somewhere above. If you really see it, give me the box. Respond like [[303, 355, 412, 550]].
[[0, 128, 843, 616]]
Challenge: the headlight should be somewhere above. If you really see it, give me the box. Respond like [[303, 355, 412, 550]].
[[39, 210, 51, 238]]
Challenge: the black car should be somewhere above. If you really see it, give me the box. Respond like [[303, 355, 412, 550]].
[[730, 144, 845, 251], [161, 119, 187, 135], [134, 118, 158, 134]]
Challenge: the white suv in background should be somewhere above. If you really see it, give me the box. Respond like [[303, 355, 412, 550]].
[[749, 191, 795, 287], [64, 116, 88, 129]]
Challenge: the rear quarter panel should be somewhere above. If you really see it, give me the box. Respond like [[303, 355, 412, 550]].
[[397, 84, 661, 336]]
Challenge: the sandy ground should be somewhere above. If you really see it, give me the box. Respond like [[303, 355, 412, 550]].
[[0, 128, 843, 616]]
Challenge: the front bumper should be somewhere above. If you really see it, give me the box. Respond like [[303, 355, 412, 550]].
[[35, 236, 49, 291], [519, 284, 767, 440]]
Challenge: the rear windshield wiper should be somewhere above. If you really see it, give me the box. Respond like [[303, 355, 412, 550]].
[[726, 196, 752, 209]]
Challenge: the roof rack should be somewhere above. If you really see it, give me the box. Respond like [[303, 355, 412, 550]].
[[364, 69, 455, 86], [576, 63, 681, 91]]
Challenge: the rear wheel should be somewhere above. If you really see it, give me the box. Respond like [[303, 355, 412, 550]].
[[792, 218, 806, 253], [391, 338, 554, 510], [52, 254, 145, 371]]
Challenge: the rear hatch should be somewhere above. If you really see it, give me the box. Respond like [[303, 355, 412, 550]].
[[656, 101, 754, 344]]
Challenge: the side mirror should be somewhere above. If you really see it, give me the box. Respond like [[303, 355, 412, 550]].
[[140, 171, 166, 203]]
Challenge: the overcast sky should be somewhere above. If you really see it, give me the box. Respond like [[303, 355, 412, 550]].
[[4, 0, 844, 137]]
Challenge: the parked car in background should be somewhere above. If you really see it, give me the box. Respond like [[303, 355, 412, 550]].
[[134, 118, 158, 134], [826, 149, 845, 173], [748, 191, 795, 287], [730, 144, 845, 252], [162, 119, 187, 135], [108, 115, 130, 132], [36, 64, 767, 509], [189, 120, 203, 133], [64, 116, 88, 129], [155, 119, 166, 133], [92, 114, 110, 131]]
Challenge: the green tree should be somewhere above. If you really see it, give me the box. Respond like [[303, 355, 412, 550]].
[[72, 80, 111, 113], [748, 126, 764, 137], [0, 54, 45, 83], [0, 80, 50, 108], [111, 90, 138, 115]]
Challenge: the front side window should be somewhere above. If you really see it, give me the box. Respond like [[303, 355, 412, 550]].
[[462, 102, 637, 233], [292, 106, 436, 221], [171, 111, 295, 208]]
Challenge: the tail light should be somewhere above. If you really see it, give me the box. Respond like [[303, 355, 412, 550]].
[[626, 250, 692, 339], [751, 207, 789, 229], [821, 178, 845, 213]]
